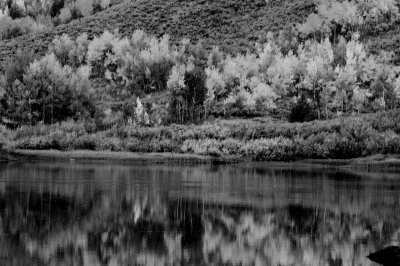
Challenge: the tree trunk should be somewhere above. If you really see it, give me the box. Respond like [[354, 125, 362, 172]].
[[51, 86, 54, 125], [29, 98, 32, 125], [325, 105, 328, 120], [313, 83, 321, 120], [43, 95, 46, 124], [341, 89, 344, 114]]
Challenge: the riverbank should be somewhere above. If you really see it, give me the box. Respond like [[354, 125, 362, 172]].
[[298, 154, 400, 170], [9, 149, 400, 170], [2, 109, 400, 162], [11, 149, 214, 163]]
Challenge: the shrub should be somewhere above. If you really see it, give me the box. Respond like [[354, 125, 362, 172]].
[[220, 138, 242, 155], [384, 135, 400, 154], [15, 53, 95, 124], [125, 138, 177, 152], [181, 139, 222, 156], [240, 137, 294, 161], [72, 134, 99, 150], [58, 7, 72, 24], [0, 15, 44, 40]]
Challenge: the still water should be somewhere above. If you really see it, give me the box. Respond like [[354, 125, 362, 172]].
[[0, 161, 399, 266]]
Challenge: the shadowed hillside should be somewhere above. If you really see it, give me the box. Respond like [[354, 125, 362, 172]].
[[0, 0, 314, 69]]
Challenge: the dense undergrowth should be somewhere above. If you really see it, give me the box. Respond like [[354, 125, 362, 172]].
[[2, 109, 400, 161]]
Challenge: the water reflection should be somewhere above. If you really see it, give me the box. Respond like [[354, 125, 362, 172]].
[[0, 161, 399, 265]]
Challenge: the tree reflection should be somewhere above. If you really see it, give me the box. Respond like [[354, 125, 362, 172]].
[[0, 162, 399, 265]]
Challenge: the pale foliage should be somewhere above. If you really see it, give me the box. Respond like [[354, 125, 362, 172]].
[[50, 34, 75, 65], [87, 30, 120, 76], [87, 31, 118, 65], [5, 26, 400, 121], [222, 54, 259, 89], [297, 13, 325, 36], [19, 52, 94, 122], [25, 53, 66, 82], [0, 86, 5, 100], [69, 33, 90, 67], [205, 67, 226, 98], [167, 64, 186, 93], [357, 0, 399, 22], [69, 65, 92, 94], [74, 0, 94, 16], [0, 14, 45, 40], [207, 46, 223, 68], [101, 0, 111, 9], [252, 82, 278, 109], [224, 77, 277, 112], [139, 35, 173, 64], [36, 14, 53, 28], [95, 30, 177, 90], [258, 42, 281, 70], [267, 51, 299, 95], [58, 7, 72, 24], [24, 53, 92, 96], [134, 97, 150, 126], [50, 33, 90, 68], [352, 87, 368, 112], [298, 0, 399, 36], [306, 56, 325, 82], [345, 36, 366, 67], [317, 0, 359, 27], [394, 78, 400, 100]]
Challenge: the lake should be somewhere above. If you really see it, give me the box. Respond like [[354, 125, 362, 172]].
[[0, 161, 399, 266]]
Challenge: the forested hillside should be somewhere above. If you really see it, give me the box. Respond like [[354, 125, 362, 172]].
[[2, 0, 400, 68], [2, 0, 400, 160], [0, 0, 315, 68]]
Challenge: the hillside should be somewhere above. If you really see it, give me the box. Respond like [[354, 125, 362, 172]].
[[2, 0, 400, 70], [0, 0, 314, 69]]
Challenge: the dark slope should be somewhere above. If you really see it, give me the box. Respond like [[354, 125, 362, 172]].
[[0, 0, 314, 68]]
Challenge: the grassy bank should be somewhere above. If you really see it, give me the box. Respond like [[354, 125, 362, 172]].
[[11, 150, 213, 163], [10, 150, 400, 170], [1, 109, 400, 162]]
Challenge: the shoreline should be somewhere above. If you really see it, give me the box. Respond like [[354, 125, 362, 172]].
[[6, 149, 400, 169], [9, 149, 215, 163]]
